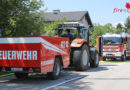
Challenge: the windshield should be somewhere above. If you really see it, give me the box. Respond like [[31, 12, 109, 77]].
[[59, 29, 79, 37], [103, 37, 121, 45]]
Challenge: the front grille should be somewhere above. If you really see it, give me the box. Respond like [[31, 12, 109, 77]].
[[103, 48, 119, 51]]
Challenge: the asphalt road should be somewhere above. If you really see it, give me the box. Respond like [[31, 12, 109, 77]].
[[0, 61, 130, 90]]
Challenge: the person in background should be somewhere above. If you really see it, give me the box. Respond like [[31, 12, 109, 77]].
[[65, 29, 73, 38]]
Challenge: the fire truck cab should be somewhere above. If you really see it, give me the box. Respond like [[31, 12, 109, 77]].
[[101, 33, 126, 61]]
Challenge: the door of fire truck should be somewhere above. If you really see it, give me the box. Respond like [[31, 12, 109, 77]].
[[96, 36, 103, 61]]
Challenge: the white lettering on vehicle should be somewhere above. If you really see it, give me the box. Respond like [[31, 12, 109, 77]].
[[3, 51, 7, 59], [33, 51, 37, 60], [17, 51, 22, 60], [12, 51, 16, 60], [0, 50, 37, 60], [27, 51, 31, 60], [8, 51, 11, 60], [61, 41, 69, 48]]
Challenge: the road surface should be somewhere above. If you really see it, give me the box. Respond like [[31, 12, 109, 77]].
[[0, 61, 130, 90]]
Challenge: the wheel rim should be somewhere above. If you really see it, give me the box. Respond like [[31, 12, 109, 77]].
[[96, 54, 99, 64], [82, 50, 88, 66], [54, 61, 60, 76]]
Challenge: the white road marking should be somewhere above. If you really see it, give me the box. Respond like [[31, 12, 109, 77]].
[[41, 76, 83, 90]]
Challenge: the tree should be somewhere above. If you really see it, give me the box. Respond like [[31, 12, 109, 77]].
[[125, 16, 130, 33], [116, 23, 123, 33], [116, 23, 122, 29], [0, 0, 44, 37], [41, 19, 66, 36], [90, 23, 115, 46], [104, 23, 115, 33]]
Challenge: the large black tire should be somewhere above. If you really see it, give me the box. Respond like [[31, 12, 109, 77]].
[[47, 58, 61, 80], [73, 45, 89, 71], [90, 51, 99, 67], [14, 72, 28, 79], [121, 55, 126, 61]]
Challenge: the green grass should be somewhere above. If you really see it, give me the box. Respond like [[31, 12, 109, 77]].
[[0, 73, 14, 78]]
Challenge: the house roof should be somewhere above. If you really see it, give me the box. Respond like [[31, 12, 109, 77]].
[[43, 11, 93, 27]]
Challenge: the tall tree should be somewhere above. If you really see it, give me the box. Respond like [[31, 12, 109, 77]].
[[116, 23, 123, 29], [0, 0, 44, 37], [125, 16, 130, 33], [116, 23, 123, 33]]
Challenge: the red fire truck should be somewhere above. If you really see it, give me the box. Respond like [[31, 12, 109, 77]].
[[0, 36, 70, 79], [96, 33, 126, 61], [0, 22, 99, 80]]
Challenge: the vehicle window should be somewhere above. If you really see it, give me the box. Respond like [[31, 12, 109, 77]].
[[80, 28, 85, 39], [61, 29, 78, 37], [103, 37, 121, 45]]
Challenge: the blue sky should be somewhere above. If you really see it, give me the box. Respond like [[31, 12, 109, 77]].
[[42, 0, 130, 26]]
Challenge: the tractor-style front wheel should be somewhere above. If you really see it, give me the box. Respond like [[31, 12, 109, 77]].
[[73, 45, 89, 71]]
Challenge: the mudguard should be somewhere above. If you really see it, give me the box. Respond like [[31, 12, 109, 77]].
[[70, 38, 89, 48]]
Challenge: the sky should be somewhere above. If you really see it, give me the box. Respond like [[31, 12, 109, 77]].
[[42, 0, 130, 27]]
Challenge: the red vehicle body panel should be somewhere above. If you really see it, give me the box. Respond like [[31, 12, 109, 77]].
[[103, 45, 122, 52], [0, 36, 70, 73]]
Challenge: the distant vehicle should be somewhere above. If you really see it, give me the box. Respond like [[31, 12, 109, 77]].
[[96, 33, 129, 61]]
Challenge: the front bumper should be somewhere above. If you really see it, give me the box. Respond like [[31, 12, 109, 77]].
[[103, 52, 122, 58]]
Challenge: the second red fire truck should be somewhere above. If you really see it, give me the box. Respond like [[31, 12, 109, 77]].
[[102, 33, 126, 61], [96, 33, 130, 61]]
